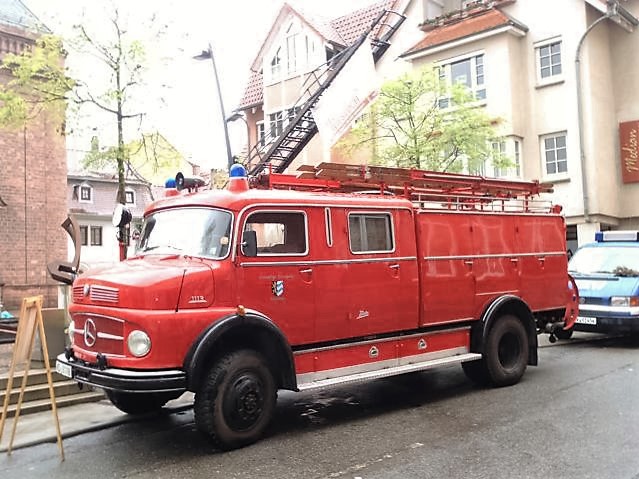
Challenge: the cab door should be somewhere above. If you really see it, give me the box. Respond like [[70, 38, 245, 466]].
[[236, 208, 315, 345]]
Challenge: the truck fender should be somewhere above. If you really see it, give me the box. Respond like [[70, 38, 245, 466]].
[[183, 311, 297, 392], [471, 295, 539, 366]]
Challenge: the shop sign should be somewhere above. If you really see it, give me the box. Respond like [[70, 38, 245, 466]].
[[620, 120, 639, 183]]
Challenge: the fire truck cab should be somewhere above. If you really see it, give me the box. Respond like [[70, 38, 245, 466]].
[[56, 163, 577, 450]]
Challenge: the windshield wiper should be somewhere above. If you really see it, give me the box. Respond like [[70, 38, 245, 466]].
[[143, 244, 183, 253]]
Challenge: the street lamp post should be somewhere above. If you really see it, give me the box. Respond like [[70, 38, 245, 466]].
[[226, 111, 251, 163], [194, 43, 234, 172]]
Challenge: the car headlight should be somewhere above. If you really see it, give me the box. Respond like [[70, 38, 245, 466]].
[[611, 296, 639, 307], [67, 320, 75, 345], [127, 330, 151, 357]]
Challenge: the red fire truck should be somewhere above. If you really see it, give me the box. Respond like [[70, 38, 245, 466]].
[[56, 162, 578, 450]]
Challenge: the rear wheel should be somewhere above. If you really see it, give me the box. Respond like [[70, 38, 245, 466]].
[[463, 314, 529, 387], [106, 391, 175, 415], [194, 350, 276, 450]]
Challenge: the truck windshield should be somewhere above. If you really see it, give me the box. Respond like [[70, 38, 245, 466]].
[[569, 245, 639, 277], [136, 208, 232, 259]]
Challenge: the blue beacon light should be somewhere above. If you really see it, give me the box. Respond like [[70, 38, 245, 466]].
[[228, 164, 249, 192]]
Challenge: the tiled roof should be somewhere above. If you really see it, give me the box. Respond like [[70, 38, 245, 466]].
[[330, 0, 396, 45], [237, 0, 399, 110], [238, 70, 264, 109], [402, 6, 527, 57], [0, 0, 50, 34]]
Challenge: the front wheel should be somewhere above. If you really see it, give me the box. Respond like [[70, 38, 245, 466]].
[[106, 390, 176, 415], [194, 350, 276, 450], [463, 314, 529, 387]]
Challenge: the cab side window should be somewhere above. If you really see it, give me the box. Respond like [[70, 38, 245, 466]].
[[244, 211, 307, 255], [349, 213, 393, 253]]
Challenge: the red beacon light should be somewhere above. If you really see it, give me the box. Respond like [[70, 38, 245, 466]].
[[228, 164, 249, 193]]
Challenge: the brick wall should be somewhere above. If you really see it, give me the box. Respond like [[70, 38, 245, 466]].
[[0, 69, 67, 311]]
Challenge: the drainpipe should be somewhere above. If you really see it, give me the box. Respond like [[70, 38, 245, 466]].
[[575, 6, 615, 223]]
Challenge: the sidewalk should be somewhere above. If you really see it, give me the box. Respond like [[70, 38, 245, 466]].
[[0, 392, 194, 452]]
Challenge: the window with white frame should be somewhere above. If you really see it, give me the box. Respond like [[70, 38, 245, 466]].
[[125, 190, 135, 205], [90, 226, 103, 246], [267, 20, 316, 82], [492, 137, 522, 178], [438, 53, 486, 108], [286, 24, 298, 74], [541, 132, 567, 176], [269, 111, 284, 138], [268, 107, 301, 139], [535, 39, 562, 83], [270, 47, 282, 79], [256, 121, 265, 148], [80, 225, 88, 246], [79, 184, 92, 202]]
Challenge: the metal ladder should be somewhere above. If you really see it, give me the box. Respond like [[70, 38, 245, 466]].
[[247, 9, 405, 176]]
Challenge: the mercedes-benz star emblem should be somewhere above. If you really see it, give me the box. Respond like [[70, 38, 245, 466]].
[[84, 319, 97, 347]]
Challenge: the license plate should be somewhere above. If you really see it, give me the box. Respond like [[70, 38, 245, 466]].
[[576, 316, 597, 325], [55, 360, 73, 378]]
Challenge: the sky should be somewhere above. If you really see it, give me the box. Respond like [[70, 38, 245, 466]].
[[23, 0, 380, 172]]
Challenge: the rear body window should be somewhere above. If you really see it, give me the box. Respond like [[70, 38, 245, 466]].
[[348, 213, 393, 253]]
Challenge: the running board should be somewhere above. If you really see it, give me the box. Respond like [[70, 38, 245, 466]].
[[296, 353, 482, 391]]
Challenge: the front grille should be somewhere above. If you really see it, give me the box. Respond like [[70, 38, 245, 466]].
[[73, 313, 125, 356], [72, 284, 119, 304], [90, 285, 119, 303], [72, 285, 83, 302]]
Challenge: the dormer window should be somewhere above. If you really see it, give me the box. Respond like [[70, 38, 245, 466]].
[[125, 189, 136, 205], [79, 184, 93, 203]]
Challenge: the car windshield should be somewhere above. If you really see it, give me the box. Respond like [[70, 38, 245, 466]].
[[569, 245, 639, 277], [136, 207, 232, 259]]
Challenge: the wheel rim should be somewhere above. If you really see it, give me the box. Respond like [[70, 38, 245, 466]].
[[498, 332, 521, 371], [222, 372, 265, 432]]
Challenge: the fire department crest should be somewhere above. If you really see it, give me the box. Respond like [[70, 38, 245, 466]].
[[271, 280, 284, 297]]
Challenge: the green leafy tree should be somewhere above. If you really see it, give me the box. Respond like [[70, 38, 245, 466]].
[[0, 9, 162, 206], [0, 34, 72, 129], [338, 65, 509, 174]]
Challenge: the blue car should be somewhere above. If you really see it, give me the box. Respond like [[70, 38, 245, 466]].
[[568, 230, 639, 335]]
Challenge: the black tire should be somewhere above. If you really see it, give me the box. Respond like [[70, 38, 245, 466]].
[[106, 390, 174, 415], [463, 315, 528, 387], [555, 327, 574, 340], [194, 349, 276, 450], [462, 358, 490, 386]]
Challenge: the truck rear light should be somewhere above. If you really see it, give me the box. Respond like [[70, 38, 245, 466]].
[[127, 330, 151, 357]]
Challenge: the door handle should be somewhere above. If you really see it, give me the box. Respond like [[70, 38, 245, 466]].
[[389, 264, 400, 270], [299, 268, 313, 274], [464, 260, 474, 266]]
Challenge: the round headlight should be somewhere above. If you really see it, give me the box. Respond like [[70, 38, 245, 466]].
[[67, 320, 75, 345], [127, 330, 151, 357]]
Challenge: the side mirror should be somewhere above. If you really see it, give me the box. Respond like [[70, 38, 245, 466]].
[[241, 230, 257, 257], [47, 215, 82, 285]]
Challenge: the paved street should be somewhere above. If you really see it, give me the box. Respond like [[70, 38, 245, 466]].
[[1, 333, 638, 479]]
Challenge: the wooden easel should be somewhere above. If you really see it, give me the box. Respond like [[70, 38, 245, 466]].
[[0, 296, 64, 460]]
